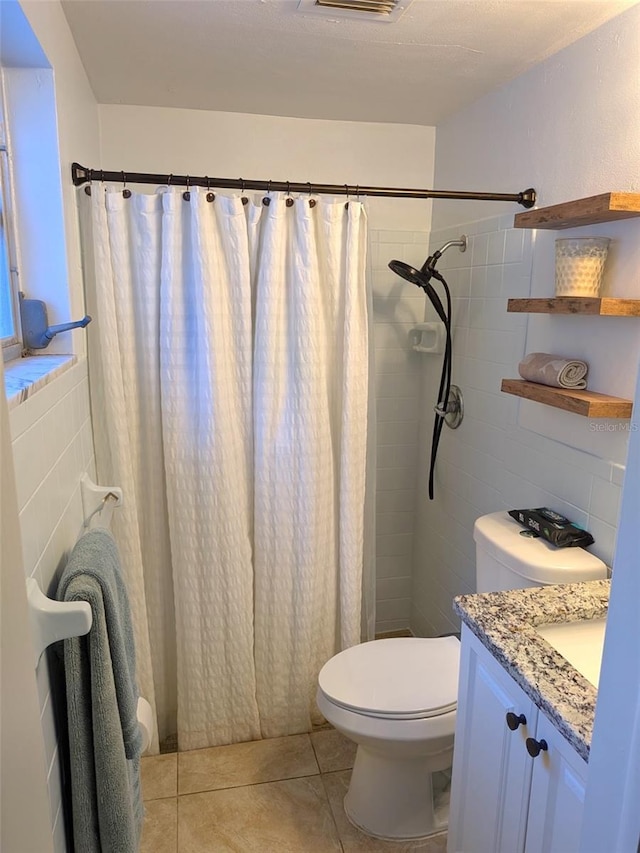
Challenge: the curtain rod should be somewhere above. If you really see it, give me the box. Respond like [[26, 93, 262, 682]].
[[71, 163, 536, 208]]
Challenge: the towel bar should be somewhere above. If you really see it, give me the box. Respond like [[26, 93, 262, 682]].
[[26, 578, 92, 669], [26, 476, 125, 667]]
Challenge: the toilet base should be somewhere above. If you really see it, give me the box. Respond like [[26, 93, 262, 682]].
[[343, 744, 450, 841]]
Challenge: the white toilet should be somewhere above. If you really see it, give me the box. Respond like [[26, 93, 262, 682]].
[[316, 511, 607, 841]]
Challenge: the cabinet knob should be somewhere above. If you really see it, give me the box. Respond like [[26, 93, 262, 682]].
[[526, 737, 548, 758], [506, 712, 527, 731]]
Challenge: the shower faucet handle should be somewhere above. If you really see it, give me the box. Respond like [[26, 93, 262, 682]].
[[20, 293, 92, 350], [433, 386, 464, 430]]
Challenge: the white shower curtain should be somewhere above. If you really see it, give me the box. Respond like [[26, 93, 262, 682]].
[[81, 185, 373, 750]]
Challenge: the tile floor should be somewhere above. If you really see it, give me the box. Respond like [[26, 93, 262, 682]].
[[141, 729, 448, 852]]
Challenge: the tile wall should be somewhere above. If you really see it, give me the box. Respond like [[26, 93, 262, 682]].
[[10, 359, 96, 853], [369, 228, 429, 634], [411, 215, 625, 638]]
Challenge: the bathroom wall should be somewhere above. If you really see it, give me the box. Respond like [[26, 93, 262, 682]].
[[5, 2, 100, 849], [98, 105, 436, 633], [412, 5, 640, 638]]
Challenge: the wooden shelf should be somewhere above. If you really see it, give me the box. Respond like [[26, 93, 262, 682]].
[[514, 192, 640, 230], [507, 297, 640, 316], [501, 379, 632, 418]]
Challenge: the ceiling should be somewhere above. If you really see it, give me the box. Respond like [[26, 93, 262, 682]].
[[61, 0, 636, 126]]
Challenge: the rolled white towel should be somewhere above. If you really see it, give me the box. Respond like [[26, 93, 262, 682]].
[[518, 352, 589, 389]]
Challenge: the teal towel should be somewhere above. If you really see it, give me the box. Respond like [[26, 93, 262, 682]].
[[58, 528, 143, 853]]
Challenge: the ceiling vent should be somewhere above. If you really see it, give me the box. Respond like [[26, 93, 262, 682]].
[[297, 0, 413, 23]]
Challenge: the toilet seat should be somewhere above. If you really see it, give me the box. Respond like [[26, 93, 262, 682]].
[[318, 636, 460, 721]]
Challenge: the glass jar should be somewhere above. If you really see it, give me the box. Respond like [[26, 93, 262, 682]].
[[555, 237, 610, 297]]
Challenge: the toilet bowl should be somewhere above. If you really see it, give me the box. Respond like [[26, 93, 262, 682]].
[[317, 511, 608, 841], [317, 635, 460, 840]]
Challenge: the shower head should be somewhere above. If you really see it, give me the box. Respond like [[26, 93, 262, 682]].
[[389, 235, 467, 287], [388, 235, 466, 322]]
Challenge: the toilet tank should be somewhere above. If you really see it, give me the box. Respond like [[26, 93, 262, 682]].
[[474, 511, 607, 593]]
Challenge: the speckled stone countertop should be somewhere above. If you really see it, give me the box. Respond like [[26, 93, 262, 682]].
[[454, 579, 610, 762]]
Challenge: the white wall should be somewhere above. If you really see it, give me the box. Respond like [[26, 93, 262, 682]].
[[1, 356, 54, 853], [6, 2, 100, 849], [412, 5, 640, 637], [98, 105, 434, 232], [98, 105, 436, 633]]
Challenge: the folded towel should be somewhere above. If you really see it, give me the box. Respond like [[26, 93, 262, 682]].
[[518, 352, 589, 389], [57, 528, 143, 853]]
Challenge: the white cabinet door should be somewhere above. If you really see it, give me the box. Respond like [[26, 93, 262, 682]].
[[524, 712, 588, 853], [448, 626, 538, 853]]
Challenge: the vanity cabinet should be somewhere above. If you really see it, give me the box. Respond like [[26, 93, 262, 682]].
[[447, 626, 588, 853]]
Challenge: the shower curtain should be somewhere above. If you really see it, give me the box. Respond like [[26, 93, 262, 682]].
[[80, 185, 374, 750]]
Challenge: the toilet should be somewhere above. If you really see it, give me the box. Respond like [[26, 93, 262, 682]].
[[316, 511, 607, 841]]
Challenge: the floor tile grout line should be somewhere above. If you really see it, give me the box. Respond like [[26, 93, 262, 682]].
[[318, 772, 347, 852], [169, 765, 357, 800], [176, 769, 324, 798]]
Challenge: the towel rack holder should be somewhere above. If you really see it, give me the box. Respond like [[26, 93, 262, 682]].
[[81, 474, 123, 527], [26, 578, 92, 669], [26, 476, 124, 668]]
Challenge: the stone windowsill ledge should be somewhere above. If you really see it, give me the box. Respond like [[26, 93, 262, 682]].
[[4, 354, 77, 410]]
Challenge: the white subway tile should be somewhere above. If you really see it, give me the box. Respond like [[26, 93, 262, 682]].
[[611, 464, 626, 486], [393, 444, 419, 468], [504, 229, 525, 263], [376, 532, 413, 557], [376, 598, 412, 622], [376, 445, 396, 469], [373, 322, 415, 350], [590, 477, 622, 528], [487, 230, 506, 266], [484, 265, 504, 296], [470, 232, 489, 267], [376, 576, 412, 600], [376, 420, 419, 446], [376, 553, 413, 579], [375, 619, 411, 634], [586, 516, 617, 567], [12, 420, 46, 510], [376, 512, 414, 536], [376, 489, 416, 513], [373, 296, 424, 326], [375, 348, 421, 374]]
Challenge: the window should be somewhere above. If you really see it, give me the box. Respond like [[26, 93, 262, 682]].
[[0, 106, 21, 362]]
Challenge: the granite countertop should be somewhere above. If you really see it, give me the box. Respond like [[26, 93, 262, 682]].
[[454, 579, 610, 762]]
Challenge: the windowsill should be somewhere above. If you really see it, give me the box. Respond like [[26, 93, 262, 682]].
[[4, 354, 77, 409]]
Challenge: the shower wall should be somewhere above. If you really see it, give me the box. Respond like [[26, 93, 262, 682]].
[[412, 5, 640, 637], [98, 106, 436, 632], [4, 3, 101, 851]]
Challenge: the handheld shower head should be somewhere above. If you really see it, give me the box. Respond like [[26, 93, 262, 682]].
[[388, 235, 466, 294], [388, 259, 448, 323], [387, 235, 467, 500]]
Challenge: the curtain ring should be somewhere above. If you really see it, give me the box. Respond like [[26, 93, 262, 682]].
[[308, 182, 316, 207], [167, 174, 173, 187], [122, 171, 131, 199], [100, 170, 105, 183], [263, 179, 271, 206], [345, 183, 350, 210], [286, 180, 294, 207], [240, 178, 248, 205], [206, 176, 215, 202], [183, 175, 191, 201]]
